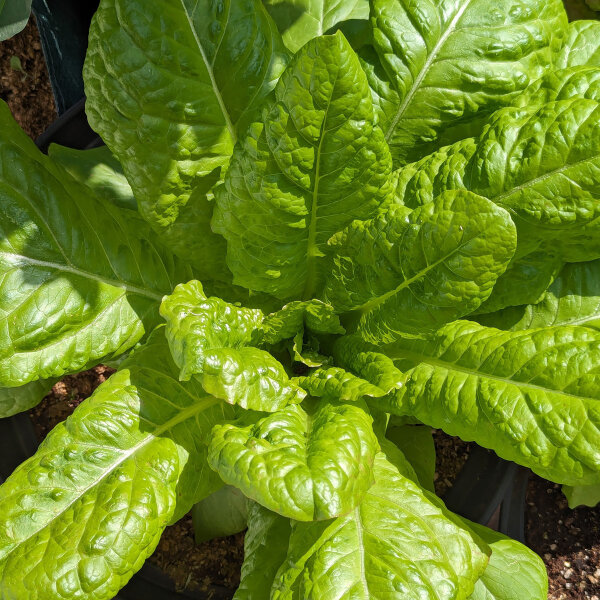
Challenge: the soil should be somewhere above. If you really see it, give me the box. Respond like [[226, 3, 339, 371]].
[[0, 16, 56, 138], [433, 430, 472, 497]]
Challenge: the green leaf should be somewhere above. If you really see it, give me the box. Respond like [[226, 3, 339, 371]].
[[366, 0, 567, 165], [209, 399, 378, 521], [562, 483, 600, 508], [270, 452, 490, 599], [555, 21, 600, 69], [0, 102, 192, 388], [83, 0, 289, 279], [160, 280, 305, 411], [48, 144, 137, 212], [0, 378, 55, 418], [381, 320, 600, 486], [325, 190, 517, 342], [213, 32, 394, 299], [192, 485, 248, 543], [234, 502, 291, 600], [262, 0, 369, 52], [296, 366, 387, 402], [476, 260, 600, 331], [290, 331, 331, 367], [466, 521, 548, 600], [396, 98, 600, 263], [474, 250, 563, 315], [0, 0, 31, 41], [262, 300, 344, 345], [0, 329, 235, 600], [386, 425, 436, 493]]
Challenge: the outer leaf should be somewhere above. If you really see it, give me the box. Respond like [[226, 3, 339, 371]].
[[296, 366, 386, 402], [474, 250, 563, 315], [0, 378, 55, 418], [48, 144, 136, 212], [271, 452, 490, 600], [0, 329, 235, 600], [466, 521, 547, 600], [262, 300, 344, 345], [213, 32, 394, 299], [555, 21, 600, 69], [234, 502, 291, 600], [381, 320, 600, 486], [367, 0, 567, 165], [386, 425, 436, 492], [397, 98, 600, 263], [84, 0, 289, 279], [209, 400, 378, 521], [477, 260, 600, 331], [0, 0, 31, 41], [0, 102, 192, 388], [262, 0, 369, 52], [192, 485, 248, 543], [562, 483, 600, 508], [160, 280, 304, 411], [325, 190, 516, 342]]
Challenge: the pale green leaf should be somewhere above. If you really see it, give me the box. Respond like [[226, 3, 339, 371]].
[[208, 399, 378, 521], [367, 0, 567, 165], [296, 366, 387, 402], [192, 485, 248, 543], [160, 280, 304, 411], [0, 378, 55, 418], [0, 329, 234, 600], [555, 21, 600, 69], [0, 0, 31, 41], [0, 102, 192, 388], [325, 190, 517, 342], [562, 483, 600, 508], [83, 0, 289, 279], [213, 32, 394, 299]]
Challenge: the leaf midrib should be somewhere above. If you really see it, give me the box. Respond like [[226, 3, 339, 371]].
[[384, 0, 475, 143], [388, 347, 598, 404], [0, 394, 219, 562], [1, 252, 162, 301]]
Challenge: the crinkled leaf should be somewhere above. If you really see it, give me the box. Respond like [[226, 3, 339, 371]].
[[290, 331, 331, 368], [0, 102, 192, 388], [555, 21, 600, 69], [160, 280, 304, 411], [296, 366, 386, 402], [0, 378, 55, 418], [48, 144, 136, 212], [397, 98, 600, 263], [262, 0, 369, 52], [477, 260, 600, 331], [0, 329, 234, 600], [208, 399, 378, 521], [381, 320, 600, 486], [474, 250, 563, 315], [234, 502, 291, 600], [213, 32, 394, 299], [0, 0, 31, 41], [192, 485, 248, 543], [386, 425, 436, 493], [270, 452, 490, 600], [562, 483, 600, 508], [466, 521, 548, 600], [325, 190, 516, 342], [263, 300, 344, 345], [366, 0, 567, 165], [84, 0, 289, 279]]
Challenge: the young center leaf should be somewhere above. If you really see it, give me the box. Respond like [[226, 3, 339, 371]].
[[378, 321, 600, 486], [365, 0, 567, 165], [0, 329, 235, 600], [262, 0, 369, 53], [83, 0, 289, 279], [324, 190, 517, 343], [0, 102, 192, 390], [295, 366, 387, 402], [160, 280, 305, 411], [213, 32, 394, 299], [208, 399, 378, 521]]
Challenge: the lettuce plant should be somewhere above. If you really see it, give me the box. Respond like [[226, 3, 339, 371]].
[[1, 0, 600, 598]]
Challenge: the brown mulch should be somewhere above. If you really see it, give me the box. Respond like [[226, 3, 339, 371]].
[[0, 15, 56, 138]]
